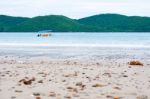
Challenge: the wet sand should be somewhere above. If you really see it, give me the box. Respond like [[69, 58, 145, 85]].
[[0, 47, 150, 99]]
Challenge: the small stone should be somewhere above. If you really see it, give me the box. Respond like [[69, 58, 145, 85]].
[[38, 80, 43, 83], [76, 82, 82, 86], [123, 75, 128, 77], [33, 93, 40, 96], [15, 90, 23, 93], [67, 87, 73, 89]]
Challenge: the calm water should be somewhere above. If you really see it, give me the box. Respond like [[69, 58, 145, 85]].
[[0, 32, 150, 58], [0, 32, 150, 47]]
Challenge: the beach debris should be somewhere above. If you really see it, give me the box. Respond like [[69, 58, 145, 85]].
[[137, 95, 148, 99], [128, 60, 143, 66], [19, 77, 35, 85], [22, 80, 32, 85], [92, 83, 106, 87]]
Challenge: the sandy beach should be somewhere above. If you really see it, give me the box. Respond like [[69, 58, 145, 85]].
[[0, 47, 150, 99]]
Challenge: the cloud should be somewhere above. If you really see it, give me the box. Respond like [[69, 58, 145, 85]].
[[0, 0, 150, 18]]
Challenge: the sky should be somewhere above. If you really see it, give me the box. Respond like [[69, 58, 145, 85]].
[[0, 0, 150, 19]]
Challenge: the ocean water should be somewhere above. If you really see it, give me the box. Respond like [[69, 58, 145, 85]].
[[0, 32, 150, 48], [0, 32, 150, 59]]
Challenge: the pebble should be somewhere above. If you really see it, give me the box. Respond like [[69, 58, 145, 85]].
[[38, 80, 43, 83], [76, 82, 83, 86], [15, 90, 23, 93], [92, 84, 105, 87], [33, 92, 40, 96]]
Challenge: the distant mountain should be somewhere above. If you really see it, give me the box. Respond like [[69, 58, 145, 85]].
[[0, 15, 29, 32], [0, 14, 150, 32], [6, 15, 85, 32], [78, 14, 150, 32]]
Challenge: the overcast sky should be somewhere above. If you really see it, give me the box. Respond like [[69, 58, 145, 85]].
[[0, 0, 150, 19]]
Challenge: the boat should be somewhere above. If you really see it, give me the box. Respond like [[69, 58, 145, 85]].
[[37, 30, 52, 37], [37, 33, 51, 37]]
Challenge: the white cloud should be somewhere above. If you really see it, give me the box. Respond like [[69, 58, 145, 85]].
[[0, 0, 150, 18]]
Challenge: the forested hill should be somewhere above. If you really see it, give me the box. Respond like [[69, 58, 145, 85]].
[[0, 14, 150, 32]]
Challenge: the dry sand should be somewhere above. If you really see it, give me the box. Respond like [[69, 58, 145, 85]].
[[0, 48, 150, 99]]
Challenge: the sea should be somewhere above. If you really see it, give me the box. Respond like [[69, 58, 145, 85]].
[[0, 32, 150, 47], [0, 32, 150, 59]]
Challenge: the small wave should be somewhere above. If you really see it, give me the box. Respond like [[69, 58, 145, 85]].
[[0, 43, 150, 48]]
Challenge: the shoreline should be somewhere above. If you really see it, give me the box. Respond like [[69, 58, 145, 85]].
[[0, 43, 150, 48]]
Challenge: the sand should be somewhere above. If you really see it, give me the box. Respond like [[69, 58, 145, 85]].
[[0, 47, 150, 99]]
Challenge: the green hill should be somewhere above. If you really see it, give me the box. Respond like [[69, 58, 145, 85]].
[[7, 15, 86, 32], [0, 15, 29, 32], [0, 14, 150, 32], [78, 14, 150, 32]]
